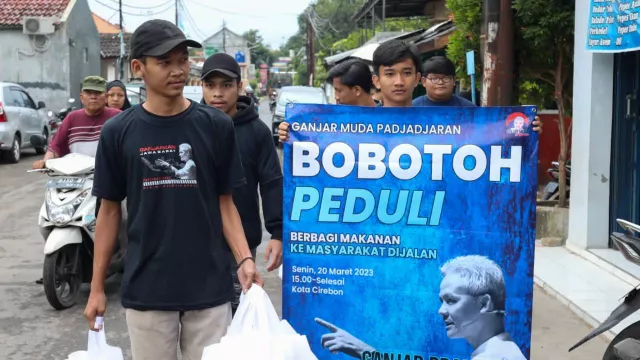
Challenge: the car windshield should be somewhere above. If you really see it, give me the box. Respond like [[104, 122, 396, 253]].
[[278, 91, 326, 106]]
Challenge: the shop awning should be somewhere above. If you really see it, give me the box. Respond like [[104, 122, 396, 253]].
[[325, 29, 426, 66], [352, 0, 431, 23], [413, 20, 456, 53]]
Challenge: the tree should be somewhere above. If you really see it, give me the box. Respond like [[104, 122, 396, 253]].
[[446, 0, 575, 207], [513, 0, 574, 207], [445, 0, 483, 83], [242, 29, 277, 66]]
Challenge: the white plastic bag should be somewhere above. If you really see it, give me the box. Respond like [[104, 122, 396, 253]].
[[202, 285, 317, 360], [66, 317, 124, 360]]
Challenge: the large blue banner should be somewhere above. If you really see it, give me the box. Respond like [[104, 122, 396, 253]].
[[283, 104, 538, 360], [586, 0, 640, 52]]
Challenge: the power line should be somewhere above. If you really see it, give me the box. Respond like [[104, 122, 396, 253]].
[[103, 0, 173, 10], [179, 0, 209, 40], [306, 9, 328, 49], [186, 0, 300, 18], [93, 0, 174, 16]]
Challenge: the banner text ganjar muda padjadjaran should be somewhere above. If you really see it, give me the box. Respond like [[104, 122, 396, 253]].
[[290, 141, 523, 225]]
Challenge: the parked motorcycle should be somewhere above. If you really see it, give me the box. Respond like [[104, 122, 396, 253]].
[[541, 160, 571, 201], [269, 91, 277, 113], [569, 218, 640, 358], [47, 98, 76, 137], [28, 135, 126, 310]]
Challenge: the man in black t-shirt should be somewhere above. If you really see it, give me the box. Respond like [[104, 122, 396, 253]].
[[200, 53, 284, 315], [84, 19, 263, 360]]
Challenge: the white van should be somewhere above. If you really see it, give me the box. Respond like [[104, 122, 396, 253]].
[[183, 86, 203, 103]]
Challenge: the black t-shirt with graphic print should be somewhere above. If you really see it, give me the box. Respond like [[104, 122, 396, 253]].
[[93, 101, 246, 311]]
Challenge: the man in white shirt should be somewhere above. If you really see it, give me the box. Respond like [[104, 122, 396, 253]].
[[439, 255, 525, 360], [315, 255, 526, 360]]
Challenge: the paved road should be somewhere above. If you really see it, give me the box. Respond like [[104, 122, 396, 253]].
[[0, 100, 609, 359]]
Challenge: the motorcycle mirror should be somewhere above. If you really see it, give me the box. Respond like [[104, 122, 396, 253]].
[[30, 134, 47, 147], [47, 111, 53, 117], [69, 98, 75, 103]]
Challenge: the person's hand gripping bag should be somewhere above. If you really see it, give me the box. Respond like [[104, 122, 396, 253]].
[[66, 317, 124, 360], [202, 285, 317, 360]]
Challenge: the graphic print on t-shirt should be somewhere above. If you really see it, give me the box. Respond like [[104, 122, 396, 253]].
[[140, 143, 198, 189]]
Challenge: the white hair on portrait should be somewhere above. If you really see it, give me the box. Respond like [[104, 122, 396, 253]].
[[440, 255, 506, 311]]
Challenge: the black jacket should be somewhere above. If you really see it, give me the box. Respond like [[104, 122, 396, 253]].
[[201, 96, 283, 249]]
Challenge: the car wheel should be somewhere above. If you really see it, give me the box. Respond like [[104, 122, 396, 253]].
[[2, 135, 21, 163], [35, 128, 48, 155]]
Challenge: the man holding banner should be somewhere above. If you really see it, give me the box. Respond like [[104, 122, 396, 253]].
[[281, 76, 539, 360], [278, 40, 541, 143]]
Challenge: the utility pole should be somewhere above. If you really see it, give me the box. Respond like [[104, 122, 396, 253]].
[[481, 0, 514, 106], [118, 0, 124, 81], [382, 0, 386, 31], [222, 20, 227, 53], [175, 0, 179, 25], [307, 15, 315, 86]]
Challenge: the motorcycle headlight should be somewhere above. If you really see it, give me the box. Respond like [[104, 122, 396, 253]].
[[46, 189, 91, 225]]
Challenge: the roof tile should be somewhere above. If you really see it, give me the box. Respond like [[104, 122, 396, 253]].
[[100, 33, 131, 58], [0, 0, 71, 27]]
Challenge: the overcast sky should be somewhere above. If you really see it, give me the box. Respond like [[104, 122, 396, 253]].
[[88, 0, 309, 48]]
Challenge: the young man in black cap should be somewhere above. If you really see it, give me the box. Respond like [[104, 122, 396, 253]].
[[84, 19, 262, 360], [200, 53, 283, 315]]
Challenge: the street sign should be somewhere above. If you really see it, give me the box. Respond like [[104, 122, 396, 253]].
[[466, 50, 475, 75], [466, 50, 477, 105], [204, 46, 218, 58], [235, 51, 246, 63]]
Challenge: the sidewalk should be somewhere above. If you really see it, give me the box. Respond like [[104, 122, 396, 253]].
[[535, 242, 640, 340]]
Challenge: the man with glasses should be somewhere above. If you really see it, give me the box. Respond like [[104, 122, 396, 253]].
[[412, 56, 476, 107], [413, 56, 542, 132]]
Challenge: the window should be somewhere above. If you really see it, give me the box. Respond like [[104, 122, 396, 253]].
[[2, 87, 16, 106], [84, 48, 88, 63], [277, 91, 326, 106], [9, 90, 25, 107], [18, 91, 36, 109]]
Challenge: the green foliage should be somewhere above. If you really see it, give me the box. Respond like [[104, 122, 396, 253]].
[[445, 0, 575, 106], [516, 80, 553, 108], [512, 0, 575, 110], [242, 29, 279, 66], [314, 51, 329, 87], [445, 0, 482, 86]]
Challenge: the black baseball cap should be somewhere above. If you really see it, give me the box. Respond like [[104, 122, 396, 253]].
[[130, 19, 201, 59], [201, 53, 241, 80]]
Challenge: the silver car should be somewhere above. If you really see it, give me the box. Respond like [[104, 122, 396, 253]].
[[0, 82, 50, 163], [271, 86, 328, 145]]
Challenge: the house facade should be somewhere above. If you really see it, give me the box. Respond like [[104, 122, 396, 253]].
[[93, 13, 130, 82], [569, 2, 639, 252], [0, 0, 100, 110], [201, 26, 252, 82]]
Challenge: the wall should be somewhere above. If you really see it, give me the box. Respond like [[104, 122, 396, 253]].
[[567, 0, 615, 250], [202, 30, 251, 80], [64, 0, 100, 100], [536, 111, 573, 185], [100, 58, 130, 82], [0, 29, 70, 110]]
